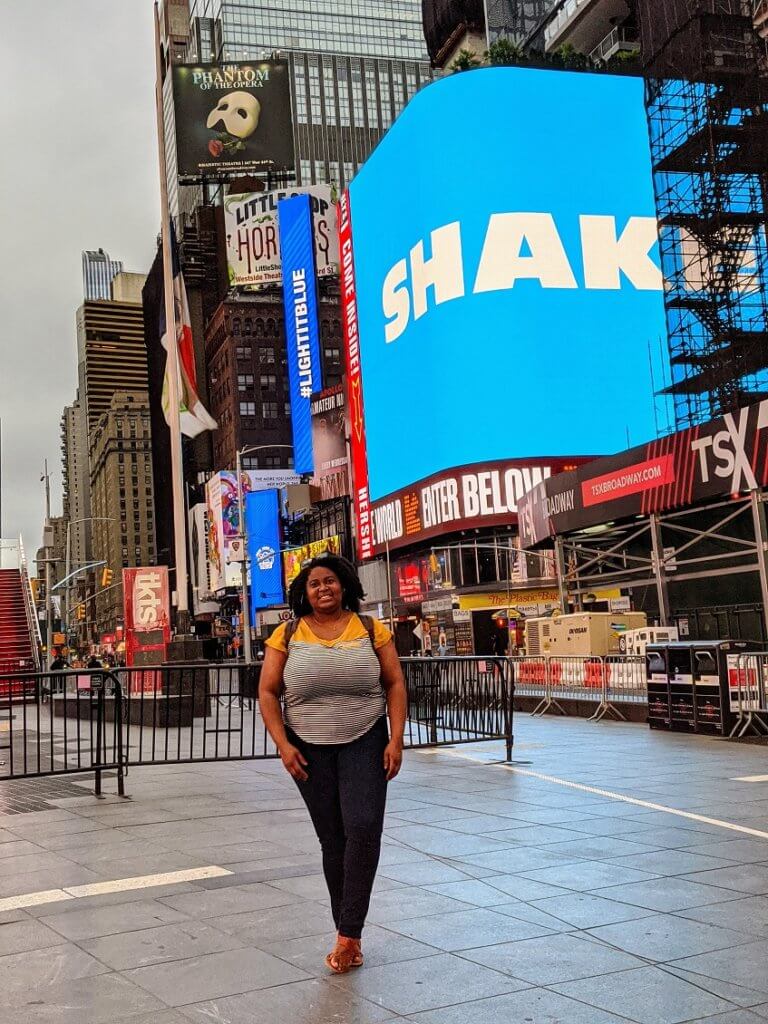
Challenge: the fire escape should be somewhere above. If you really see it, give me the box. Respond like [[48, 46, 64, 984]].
[[641, 0, 768, 427]]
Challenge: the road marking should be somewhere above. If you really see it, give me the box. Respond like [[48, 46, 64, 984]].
[[419, 747, 768, 841], [732, 774, 768, 783], [0, 889, 69, 913], [0, 865, 232, 915]]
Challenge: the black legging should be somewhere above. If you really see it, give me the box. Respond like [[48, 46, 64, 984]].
[[286, 716, 389, 939]]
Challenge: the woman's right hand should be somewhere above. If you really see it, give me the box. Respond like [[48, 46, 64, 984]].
[[279, 743, 309, 781]]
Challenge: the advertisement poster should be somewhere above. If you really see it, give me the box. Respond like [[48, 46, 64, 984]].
[[283, 536, 341, 591], [122, 567, 171, 688], [225, 186, 339, 286], [173, 61, 294, 178], [338, 190, 373, 560], [280, 193, 323, 475], [346, 67, 672, 551], [311, 384, 350, 500], [519, 399, 768, 547], [245, 489, 284, 617], [206, 469, 299, 592], [189, 503, 220, 616]]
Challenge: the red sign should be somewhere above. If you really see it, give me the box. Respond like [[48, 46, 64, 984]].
[[368, 457, 593, 556], [339, 190, 373, 561], [581, 454, 676, 507], [122, 567, 171, 685]]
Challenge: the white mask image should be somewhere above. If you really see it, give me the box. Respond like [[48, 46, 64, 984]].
[[206, 91, 261, 139]]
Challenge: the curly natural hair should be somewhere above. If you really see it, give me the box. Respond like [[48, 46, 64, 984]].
[[288, 553, 366, 618]]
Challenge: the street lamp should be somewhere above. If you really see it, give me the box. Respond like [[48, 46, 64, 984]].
[[235, 444, 294, 664], [64, 517, 116, 635]]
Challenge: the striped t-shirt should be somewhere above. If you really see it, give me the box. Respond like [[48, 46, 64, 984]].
[[266, 614, 392, 744]]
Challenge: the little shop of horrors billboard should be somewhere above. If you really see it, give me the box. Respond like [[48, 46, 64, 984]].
[[368, 457, 592, 556], [518, 400, 768, 547]]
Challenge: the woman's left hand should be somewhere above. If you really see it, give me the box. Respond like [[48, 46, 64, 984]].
[[383, 739, 403, 781]]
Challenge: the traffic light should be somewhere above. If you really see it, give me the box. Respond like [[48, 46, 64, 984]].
[[101, 567, 114, 588], [30, 578, 39, 602], [76, 604, 86, 621]]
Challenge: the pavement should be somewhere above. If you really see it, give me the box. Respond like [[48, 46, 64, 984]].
[[1, 715, 768, 1023]]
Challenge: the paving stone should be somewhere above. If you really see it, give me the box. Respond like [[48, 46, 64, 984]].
[[207, 900, 334, 944], [264, 923, 438, 975], [80, 919, 244, 969], [157, 881, 302, 918], [669, 941, 768, 996], [9, 972, 165, 1023], [679, 864, 768, 896], [328, 952, 522, 1015], [678, 895, 768, 938], [520, 859, 660, 892], [594, 876, 746, 912], [588, 912, 754, 961], [407, 986, 632, 1023], [0, 943, 108, 1004], [42, 899, 190, 940], [552, 965, 733, 1023], [458, 930, 645, 984], [182, 977, 398, 1023], [607, 849, 742, 875], [529, 892, 657, 929], [0, 918, 66, 955], [384, 907, 556, 951], [125, 946, 310, 1005]]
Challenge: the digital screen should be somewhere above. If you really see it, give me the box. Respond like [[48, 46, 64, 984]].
[[279, 193, 323, 475], [348, 67, 670, 504]]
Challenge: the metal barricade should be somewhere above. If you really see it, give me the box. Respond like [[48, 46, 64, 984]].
[[0, 668, 124, 794], [401, 657, 513, 760], [510, 655, 648, 721], [729, 652, 768, 738], [0, 659, 517, 789]]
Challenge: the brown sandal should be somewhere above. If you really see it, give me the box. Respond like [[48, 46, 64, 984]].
[[325, 935, 363, 974]]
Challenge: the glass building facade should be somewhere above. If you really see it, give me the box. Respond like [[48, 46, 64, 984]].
[[187, 0, 427, 60], [172, 1, 432, 219]]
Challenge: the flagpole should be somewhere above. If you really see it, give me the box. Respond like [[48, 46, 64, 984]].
[[153, 2, 190, 634]]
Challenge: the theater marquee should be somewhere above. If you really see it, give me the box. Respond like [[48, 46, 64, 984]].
[[368, 457, 591, 556]]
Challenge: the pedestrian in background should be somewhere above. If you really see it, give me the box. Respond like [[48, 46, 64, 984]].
[[259, 553, 407, 974]]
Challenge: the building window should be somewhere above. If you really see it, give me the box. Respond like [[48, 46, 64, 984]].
[[259, 346, 275, 364], [238, 373, 254, 392], [263, 401, 278, 419], [240, 401, 256, 416], [232, 318, 241, 336], [324, 347, 341, 362], [263, 455, 282, 468], [260, 374, 277, 390], [236, 345, 252, 360], [284, 401, 291, 417]]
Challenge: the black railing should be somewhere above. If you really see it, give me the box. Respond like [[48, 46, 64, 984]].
[[0, 657, 514, 790], [401, 657, 513, 759]]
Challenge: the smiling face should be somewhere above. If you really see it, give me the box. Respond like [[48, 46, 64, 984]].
[[306, 566, 343, 615]]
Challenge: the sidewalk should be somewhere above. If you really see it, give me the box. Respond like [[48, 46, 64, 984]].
[[1, 715, 768, 1023]]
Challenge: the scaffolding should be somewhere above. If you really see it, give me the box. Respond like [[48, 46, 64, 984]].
[[641, 0, 768, 428]]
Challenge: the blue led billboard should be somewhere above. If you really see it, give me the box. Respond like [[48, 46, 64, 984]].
[[279, 193, 322, 475], [245, 488, 284, 617], [348, 67, 670, 506]]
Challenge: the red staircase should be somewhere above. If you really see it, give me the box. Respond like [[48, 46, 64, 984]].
[[0, 568, 36, 694]]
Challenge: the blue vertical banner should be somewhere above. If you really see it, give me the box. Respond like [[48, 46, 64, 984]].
[[278, 193, 323, 475], [245, 488, 284, 619]]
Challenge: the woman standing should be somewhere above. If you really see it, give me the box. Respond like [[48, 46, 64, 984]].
[[259, 554, 407, 974]]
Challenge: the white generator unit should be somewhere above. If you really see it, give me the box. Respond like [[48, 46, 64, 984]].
[[619, 626, 679, 656], [525, 612, 647, 657]]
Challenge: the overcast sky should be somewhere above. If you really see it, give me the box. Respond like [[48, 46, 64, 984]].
[[0, 2, 158, 570]]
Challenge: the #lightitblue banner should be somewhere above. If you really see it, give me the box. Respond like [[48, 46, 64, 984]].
[[278, 192, 322, 475], [245, 488, 284, 618]]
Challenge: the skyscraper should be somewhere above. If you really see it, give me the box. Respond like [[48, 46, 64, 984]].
[[168, 1, 432, 221], [82, 249, 124, 301]]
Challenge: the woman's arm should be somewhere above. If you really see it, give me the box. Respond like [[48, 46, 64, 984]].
[[377, 640, 407, 780], [258, 647, 308, 781]]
